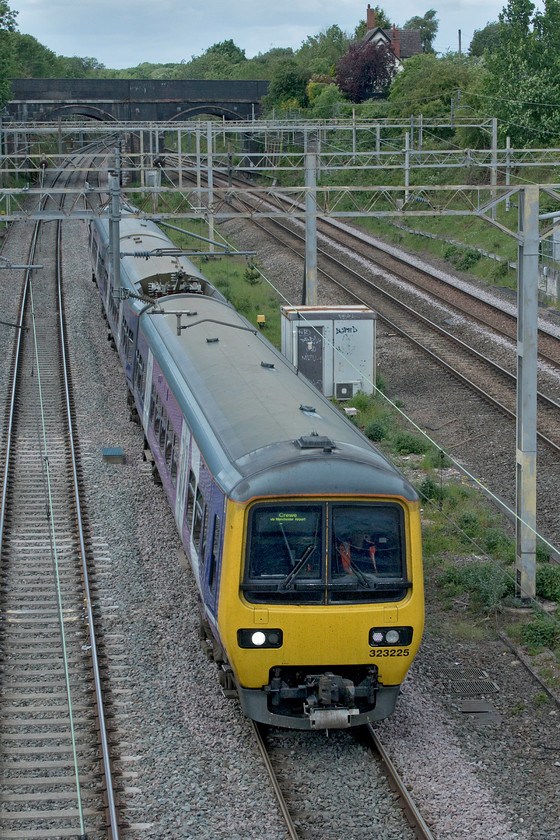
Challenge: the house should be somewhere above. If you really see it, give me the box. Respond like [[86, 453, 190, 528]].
[[362, 4, 423, 60]]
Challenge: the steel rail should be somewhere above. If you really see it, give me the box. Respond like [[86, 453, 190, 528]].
[[366, 725, 436, 840], [56, 216, 120, 839], [0, 221, 38, 553], [250, 722, 301, 840]]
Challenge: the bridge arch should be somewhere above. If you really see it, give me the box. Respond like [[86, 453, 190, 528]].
[[36, 104, 118, 122], [170, 105, 251, 121]]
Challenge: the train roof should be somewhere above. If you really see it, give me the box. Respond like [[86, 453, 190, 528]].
[[92, 212, 207, 291], [141, 294, 418, 504]]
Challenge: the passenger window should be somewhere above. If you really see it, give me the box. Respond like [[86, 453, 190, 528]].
[[170, 434, 178, 486], [208, 515, 221, 592], [185, 471, 196, 529], [159, 408, 167, 449], [200, 505, 209, 560], [193, 488, 204, 546], [165, 421, 174, 471], [153, 394, 162, 437]]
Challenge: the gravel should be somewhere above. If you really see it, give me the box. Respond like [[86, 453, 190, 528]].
[[2, 211, 558, 839]]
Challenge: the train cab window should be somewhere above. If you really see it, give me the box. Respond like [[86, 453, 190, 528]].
[[185, 471, 196, 529], [244, 504, 323, 604], [208, 515, 221, 593], [329, 503, 407, 603]]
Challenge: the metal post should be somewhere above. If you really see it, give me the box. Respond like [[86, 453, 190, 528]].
[[207, 121, 214, 253], [196, 127, 201, 191], [352, 107, 357, 160], [505, 136, 511, 213], [410, 115, 414, 155], [140, 130, 144, 187], [178, 128, 182, 188], [516, 185, 538, 601], [376, 124, 381, 162], [404, 131, 410, 203], [304, 130, 318, 305], [491, 117, 498, 221], [418, 114, 423, 161]]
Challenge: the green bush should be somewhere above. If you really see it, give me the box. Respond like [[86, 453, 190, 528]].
[[348, 391, 372, 411], [392, 430, 429, 455], [536, 565, 560, 603], [442, 243, 482, 271], [441, 561, 513, 611], [521, 613, 560, 650], [482, 528, 515, 562], [422, 448, 452, 469], [418, 475, 446, 503], [457, 510, 481, 538], [364, 419, 389, 442]]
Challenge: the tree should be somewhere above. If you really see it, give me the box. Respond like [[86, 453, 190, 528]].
[[9, 33, 58, 77], [0, 0, 17, 106], [469, 22, 501, 56], [484, 0, 560, 144], [335, 40, 397, 103], [263, 58, 310, 111], [0, 0, 17, 31], [296, 24, 349, 76], [178, 40, 246, 80], [403, 9, 439, 53]]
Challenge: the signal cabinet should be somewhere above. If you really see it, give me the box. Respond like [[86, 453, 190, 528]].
[[280, 305, 376, 399]]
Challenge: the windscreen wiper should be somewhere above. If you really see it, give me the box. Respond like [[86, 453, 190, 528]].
[[284, 545, 315, 589]]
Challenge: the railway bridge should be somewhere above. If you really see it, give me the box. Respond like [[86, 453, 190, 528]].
[[6, 78, 269, 122]]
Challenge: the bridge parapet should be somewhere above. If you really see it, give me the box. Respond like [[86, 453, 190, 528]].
[[7, 78, 269, 122]]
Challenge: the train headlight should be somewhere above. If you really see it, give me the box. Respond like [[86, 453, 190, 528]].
[[237, 629, 283, 649], [369, 627, 413, 647]]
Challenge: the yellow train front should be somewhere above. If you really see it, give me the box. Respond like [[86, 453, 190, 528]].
[[217, 453, 424, 730]]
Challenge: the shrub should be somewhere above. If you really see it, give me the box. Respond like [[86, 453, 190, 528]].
[[483, 528, 515, 562], [392, 430, 428, 455], [457, 510, 481, 538], [422, 448, 452, 470], [418, 475, 446, 503], [536, 565, 560, 603], [442, 243, 481, 271], [348, 390, 372, 411], [244, 264, 261, 286], [521, 613, 560, 650], [441, 561, 513, 611], [364, 418, 389, 442]]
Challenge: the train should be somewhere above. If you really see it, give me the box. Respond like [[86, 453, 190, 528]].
[[88, 209, 425, 730]]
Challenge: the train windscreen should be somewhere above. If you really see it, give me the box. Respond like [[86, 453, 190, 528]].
[[243, 502, 409, 604]]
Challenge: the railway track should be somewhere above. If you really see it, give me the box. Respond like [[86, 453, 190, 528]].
[[252, 722, 434, 840], [0, 160, 120, 838]]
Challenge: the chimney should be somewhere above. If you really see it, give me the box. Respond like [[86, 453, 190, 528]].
[[392, 23, 401, 58], [366, 4, 376, 30]]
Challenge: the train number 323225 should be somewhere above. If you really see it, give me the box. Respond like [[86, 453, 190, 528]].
[[369, 648, 410, 657]]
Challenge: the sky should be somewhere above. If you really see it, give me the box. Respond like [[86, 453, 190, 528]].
[[13, 0, 509, 69]]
